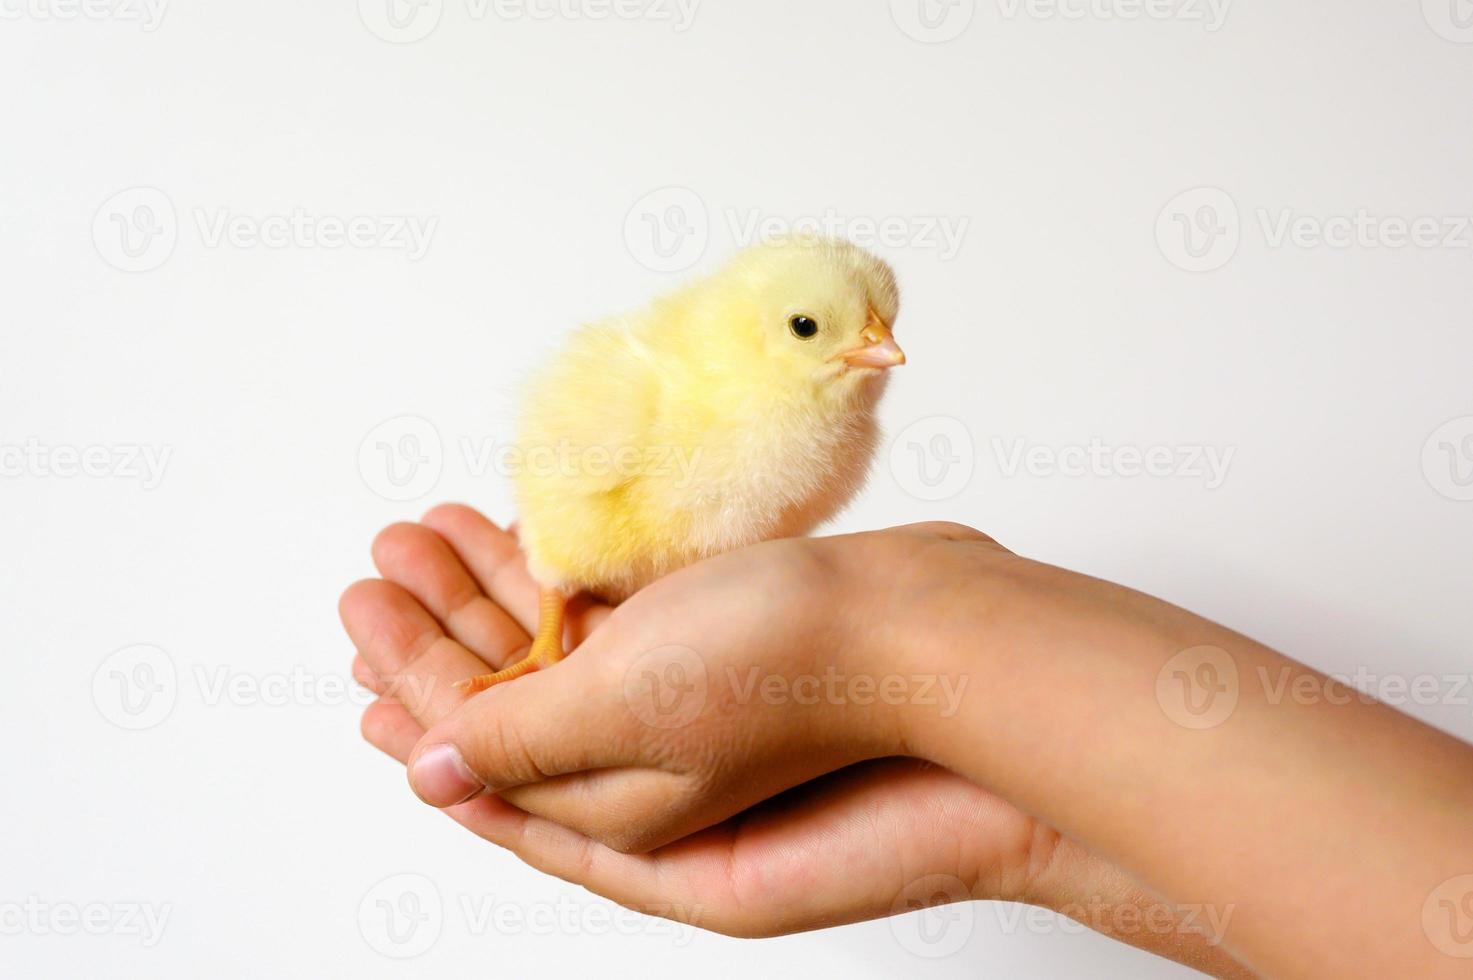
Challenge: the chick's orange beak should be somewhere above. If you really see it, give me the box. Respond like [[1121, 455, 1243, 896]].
[[839, 309, 906, 369]]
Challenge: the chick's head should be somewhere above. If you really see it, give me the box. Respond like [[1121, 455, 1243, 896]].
[[722, 236, 905, 400]]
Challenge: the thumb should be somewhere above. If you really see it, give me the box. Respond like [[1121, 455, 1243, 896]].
[[405, 663, 632, 807]]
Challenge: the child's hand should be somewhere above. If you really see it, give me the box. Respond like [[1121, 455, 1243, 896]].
[[341, 506, 1072, 938], [344, 503, 1472, 978]]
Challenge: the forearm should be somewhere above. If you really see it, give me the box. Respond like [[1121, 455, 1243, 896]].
[[884, 546, 1473, 977], [1031, 838, 1259, 979]]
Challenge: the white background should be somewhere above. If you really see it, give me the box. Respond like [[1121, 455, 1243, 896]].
[[3, 0, 1472, 977]]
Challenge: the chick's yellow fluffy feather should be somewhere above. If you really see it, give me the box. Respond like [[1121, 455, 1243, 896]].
[[514, 235, 903, 603]]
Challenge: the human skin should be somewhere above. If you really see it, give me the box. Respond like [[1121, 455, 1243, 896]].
[[340, 505, 1473, 979]]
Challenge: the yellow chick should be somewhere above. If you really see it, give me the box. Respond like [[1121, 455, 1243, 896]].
[[458, 235, 905, 693]]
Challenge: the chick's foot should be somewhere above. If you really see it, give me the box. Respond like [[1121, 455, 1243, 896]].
[[456, 588, 567, 694]]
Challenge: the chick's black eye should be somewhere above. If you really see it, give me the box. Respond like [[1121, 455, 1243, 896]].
[[789, 315, 819, 339]]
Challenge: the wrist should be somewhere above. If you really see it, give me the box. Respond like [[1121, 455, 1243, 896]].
[[832, 524, 1032, 760]]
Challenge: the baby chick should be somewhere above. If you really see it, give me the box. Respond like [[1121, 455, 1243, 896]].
[[458, 235, 906, 693]]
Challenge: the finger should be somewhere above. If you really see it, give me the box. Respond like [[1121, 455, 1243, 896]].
[[439, 794, 708, 929], [420, 503, 612, 644], [405, 667, 637, 806], [360, 699, 425, 762], [371, 522, 530, 670], [419, 505, 541, 631], [887, 521, 1006, 550], [338, 578, 490, 727], [352, 654, 383, 696], [499, 768, 694, 853]]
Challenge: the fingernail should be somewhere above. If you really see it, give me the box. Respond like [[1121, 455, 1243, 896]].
[[409, 744, 483, 807]]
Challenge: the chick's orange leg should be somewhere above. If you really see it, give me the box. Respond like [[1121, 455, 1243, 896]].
[[456, 588, 567, 694]]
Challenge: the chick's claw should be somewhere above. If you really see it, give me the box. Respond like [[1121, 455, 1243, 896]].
[[456, 587, 568, 695], [455, 639, 563, 694]]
